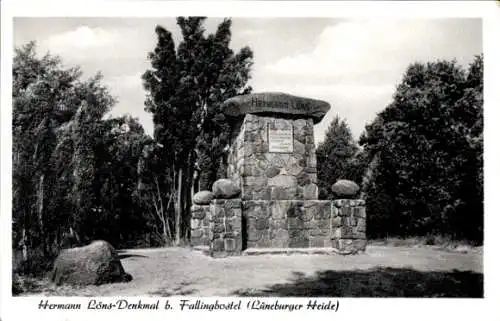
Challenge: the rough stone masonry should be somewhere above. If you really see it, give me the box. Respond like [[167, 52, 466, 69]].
[[191, 92, 367, 256]]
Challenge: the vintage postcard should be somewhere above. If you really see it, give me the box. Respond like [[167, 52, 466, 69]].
[[1, 1, 499, 321]]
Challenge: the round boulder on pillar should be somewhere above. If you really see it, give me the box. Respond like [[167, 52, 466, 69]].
[[331, 179, 360, 199], [212, 179, 241, 199], [193, 190, 214, 205]]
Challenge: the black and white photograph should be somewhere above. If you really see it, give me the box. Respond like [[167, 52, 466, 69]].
[[1, 1, 499, 321]]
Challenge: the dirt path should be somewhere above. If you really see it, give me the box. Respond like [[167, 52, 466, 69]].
[[29, 245, 483, 297]]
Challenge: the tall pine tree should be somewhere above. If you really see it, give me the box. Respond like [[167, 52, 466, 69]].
[[142, 17, 253, 244], [316, 116, 360, 199]]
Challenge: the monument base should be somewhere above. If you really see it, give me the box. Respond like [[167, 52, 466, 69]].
[[190, 199, 367, 258]]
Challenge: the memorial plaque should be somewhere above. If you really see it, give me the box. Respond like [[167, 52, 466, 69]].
[[268, 125, 293, 153]]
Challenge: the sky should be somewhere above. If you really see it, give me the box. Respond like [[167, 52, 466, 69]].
[[13, 17, 482, 144]]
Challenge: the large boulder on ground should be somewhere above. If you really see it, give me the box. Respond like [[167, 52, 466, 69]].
[[331, 179, 360, 198], [212, 179, 241, 199], [193, 190, 214, 205], [51, 240, 132, 286]]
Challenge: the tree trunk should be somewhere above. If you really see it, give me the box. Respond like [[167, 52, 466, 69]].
[[37, 174, 47, 255], [183, 156, 195, 241], [21, 227, 28, 262], [175, 167, 183, 246]]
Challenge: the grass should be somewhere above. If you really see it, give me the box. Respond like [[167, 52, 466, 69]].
[[368, 235, 482, 253]]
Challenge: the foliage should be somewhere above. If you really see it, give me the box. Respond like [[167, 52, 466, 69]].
[[316, 116, 364, 198], [360, 55, 483, 243], [141, 17, 253, 244], [12, 42, 155, 277]]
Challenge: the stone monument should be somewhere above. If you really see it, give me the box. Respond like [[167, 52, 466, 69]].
[[191, 92, 367, 257]]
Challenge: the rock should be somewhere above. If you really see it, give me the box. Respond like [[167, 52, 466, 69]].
[[51, 240, 132, 286], [222, 92, 331, 124], [331, 179, 360, 198], [265, 166, 280, 178], [193, 190, 214, 205], [212, 179, 241, 199]]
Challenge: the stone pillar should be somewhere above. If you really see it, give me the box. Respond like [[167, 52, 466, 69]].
[[209, 199, 243, 257], [190, 204, 211, 247], [331, 199, 367, 254], [227, 114, 318, 201]]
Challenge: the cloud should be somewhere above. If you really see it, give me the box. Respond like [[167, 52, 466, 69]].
[[106, 72, 143, 91], [265, 19, 480, 83], [39, 24, 154, 63], [44, 26, 119, 54], [254, 19, 482, 143]]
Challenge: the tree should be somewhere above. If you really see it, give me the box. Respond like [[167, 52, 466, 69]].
[[316, 116, 360, 198], [360, 55, 483, 242], [12, 42, 121, 273], [142, 17, 253, 245], [13, 42, 84, 264]]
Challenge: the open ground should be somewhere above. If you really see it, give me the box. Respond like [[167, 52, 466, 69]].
[[18, 245, 483, 297]]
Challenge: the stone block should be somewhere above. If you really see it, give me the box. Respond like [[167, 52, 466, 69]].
[[296, 171, 311, 186], [356, 218, 366, 232], [268, 175, 297, 188], [271, 238, 289, 248], [270, 228, 288, 241], [341, 216, 352, 226], [191, 219, 202, 229], [309, 227, 329, 237], [303, 206, 315, 222], [224, 238, 235, 252], [285, 201, 304, 218], [213, 223, 225, 234], [304, 166, 317, 174], [331, 216, 342, 228], [223, 93, 330, 125], [211, 205, 225, 218], [248, 229, 268, 242], [256, 238, 272, 248], [255, 218, 270, 230], [288, 217, 304, 230], [303, 183, 318, 200], [309, 236, 328, 247], [269, 201, 290, 220], [288, 230, 309, 248], [285, 162, 304, 176], [334, 199, 349, 208], [243, 176, 268, 187], [243, 201, 269, 219], [265, 166, 280, 178], [270, 219, 287, 230], [294, 140, 306, 155], [191, 206, 207, 220], [191, 228, 203, 239], [270, 187, 291, 199], [307, 153, 317, 168], [231, 217, 242, 231], [339, 206, 352, 217], [212, 238, 224, 252], [333, 226, 354, 239], [353, 206, 366, 219]]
